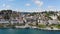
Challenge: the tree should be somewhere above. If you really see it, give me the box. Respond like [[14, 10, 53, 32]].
[[4, 14, 10, 20], [36, 18, 38, 26], [57, 16, 60, 20]]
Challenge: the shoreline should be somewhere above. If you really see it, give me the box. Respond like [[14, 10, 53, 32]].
[[38, 28, 60, 30], [0, 27, 60, 31], [0, 26, 60, 30], [15, 26, 60, 30]]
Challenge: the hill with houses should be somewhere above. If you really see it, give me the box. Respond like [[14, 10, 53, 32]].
[[0, 10, 60, 29]]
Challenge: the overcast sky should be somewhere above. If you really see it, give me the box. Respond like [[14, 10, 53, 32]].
[[0, 0, 60, 12]]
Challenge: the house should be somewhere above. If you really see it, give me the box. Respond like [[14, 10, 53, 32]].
[[18, 17, 24, 24], [0, 19, 9, 24], [37, 17, 41, 23], [38, 20, 48, 25], [0, 15, 9, 24], [25, 16, 38, 23], [11, 20, 18, 24], [10, 17, 24, 24], [48, 20, 59, 25], [10, 17, 18, 24], [57, 12, 60, 16], [58, 21, 60, 24], [49, 15, 57, 20]]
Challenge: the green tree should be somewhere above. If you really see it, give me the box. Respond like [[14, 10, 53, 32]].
[[57, 16, 60, 20]]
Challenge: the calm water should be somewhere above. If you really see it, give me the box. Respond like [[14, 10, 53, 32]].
[[0, 28, 60, 34]]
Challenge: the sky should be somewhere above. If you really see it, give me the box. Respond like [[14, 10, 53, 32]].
[[0, 0, 60, 12]]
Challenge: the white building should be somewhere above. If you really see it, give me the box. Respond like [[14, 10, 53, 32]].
[[48, 20, 59, 25], [0, 19, 9, 24], [57, 12, 60, 16], [49, 15, 57, 20], [11, 20, 18, 24], [39, 20, 48, 25]]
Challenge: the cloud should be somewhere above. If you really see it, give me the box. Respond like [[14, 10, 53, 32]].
[[46, 6, 57, 11], [2, 4, 11, 10], [25, 3, 31, 7], [24, 8, 43, 12], [33, 0, 43, 7], [6, 5, 11, 9], [5, 0, 14, 1], [7, 0, 14, 1], [2, 4, 6, 7]]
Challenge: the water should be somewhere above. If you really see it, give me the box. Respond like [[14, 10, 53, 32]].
[[0, 28, 60, 34]]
